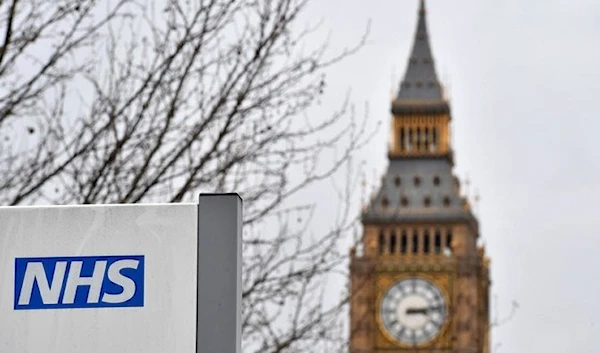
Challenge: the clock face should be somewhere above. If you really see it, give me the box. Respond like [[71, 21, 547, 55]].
[[379, 278, 447, 345]]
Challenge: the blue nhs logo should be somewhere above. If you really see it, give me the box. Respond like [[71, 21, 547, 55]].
[[14, 255, 144, 310]]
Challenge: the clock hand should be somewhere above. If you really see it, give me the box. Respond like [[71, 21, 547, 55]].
[[406, 305, 443, 315], [406, 307, 428, 315]]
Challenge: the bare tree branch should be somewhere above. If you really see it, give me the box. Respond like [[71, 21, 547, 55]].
[[0, 1, 372, 352]]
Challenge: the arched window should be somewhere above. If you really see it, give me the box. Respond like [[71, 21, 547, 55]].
[[434, 229, 441, 254], [423, 230, 430, 253], [401, 230, 408, 254], [445, 229, 453, 254], [379, 230, 386, 255], [389, 231, 397, 254], [412, 230, 419, 254], [400, 128, 406, 152]]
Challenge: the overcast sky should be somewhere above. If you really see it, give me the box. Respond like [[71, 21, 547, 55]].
[[301, 0, 600, 352]]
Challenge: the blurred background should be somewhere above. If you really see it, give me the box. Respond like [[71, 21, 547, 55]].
[[306, 0, 600, 352]]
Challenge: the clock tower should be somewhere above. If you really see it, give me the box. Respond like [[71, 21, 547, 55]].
[[349, 1, 491, 353]]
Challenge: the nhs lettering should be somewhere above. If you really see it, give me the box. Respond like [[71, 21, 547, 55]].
[[14, 255, 144, 310]]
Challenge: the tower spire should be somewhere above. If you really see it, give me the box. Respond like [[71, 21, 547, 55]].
[[396, 0, 443, 101]]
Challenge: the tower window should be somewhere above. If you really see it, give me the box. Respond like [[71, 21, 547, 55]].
[[414, 176, 421, 187], [400, 128, 406, 152], [445, 229, 453, 255], [379, 230, 386, 255], [382, 197, 389, 209], [423, 230, 430, 254], [401, 196, 409, 207], [408, 128, 413, 150], [394, 176, 401, 187], [415, 127, 421, 150], [434, 229, 441, 254], [432, 127, 438, 150], [389, 231, 397, 254], [424, 127, 429, 148], [433, 176, 441, 186], [443, 196, 451, 207], [412, 230, 419, 254], [424, 196, 431, 207], [401, 230, 408, 254]]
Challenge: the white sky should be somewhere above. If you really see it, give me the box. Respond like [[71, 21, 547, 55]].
[[302, 0, 600, 352]]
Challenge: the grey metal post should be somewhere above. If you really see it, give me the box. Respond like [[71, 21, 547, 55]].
[[197, 193, 242, 353]]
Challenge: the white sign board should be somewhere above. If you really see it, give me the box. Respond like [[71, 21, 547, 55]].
[[0, 203, 198, 353]]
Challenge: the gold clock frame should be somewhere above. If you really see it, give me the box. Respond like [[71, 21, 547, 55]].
[[375, 273, 452, 349]]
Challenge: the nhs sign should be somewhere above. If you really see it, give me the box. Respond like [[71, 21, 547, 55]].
[[1, 197, 241, 353], [1, 204, 198, 352], [14, 255, 144, 310]]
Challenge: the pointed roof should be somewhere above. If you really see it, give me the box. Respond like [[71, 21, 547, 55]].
[[361, 159, 476, 227], [396, 0, 443, 101]]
